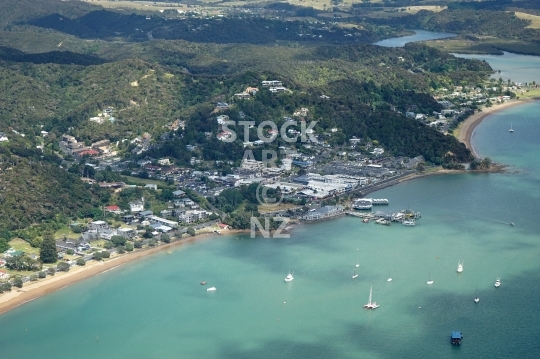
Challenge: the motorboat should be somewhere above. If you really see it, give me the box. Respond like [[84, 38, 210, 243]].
[[457, 260, 463, 273], [495, 277, 501, 288], [402, 219, 416, 226], [427, 271, 434, 285], [474, 287, 480, 303], [285, 271, 294, 282], [509, 123, 514, 133], [207, 287, 216, 292], [352, 269, 358, 279], [363, 286, 379, 309], [387, 271, 392, 282]]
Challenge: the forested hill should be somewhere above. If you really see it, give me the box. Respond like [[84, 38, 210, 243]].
[[0, 0, 97, 26], [26, 10, 391, 45]]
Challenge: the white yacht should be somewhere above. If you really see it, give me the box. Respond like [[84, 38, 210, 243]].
[[363, 286, 379, 309], [509, 123, 514, 133], [352, 269, 358, 279], [402, 219, 415, 226], [285, 271, 294, 282], [427, 272, 433, 285], [474, 287, 480, 303], [387, 272, 392, 282], [457, 260, 463, 273], [207, 287, 216, 292], [495, 277, 501, 288]]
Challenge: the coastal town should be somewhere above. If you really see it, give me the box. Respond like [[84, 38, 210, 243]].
[[0, 74, 536, 301]]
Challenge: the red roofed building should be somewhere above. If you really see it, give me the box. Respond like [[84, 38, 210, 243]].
[[79, 149, 99, 156], [105, 205, 122, 214]]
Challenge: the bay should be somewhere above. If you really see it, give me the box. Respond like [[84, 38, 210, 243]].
[[453, 52, 540, 84], [373, 30, 456, 47], [1, 103, 540, 358]]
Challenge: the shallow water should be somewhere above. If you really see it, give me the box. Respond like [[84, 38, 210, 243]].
[[0, 103, 539, 359], [374, 30, 456, 47]]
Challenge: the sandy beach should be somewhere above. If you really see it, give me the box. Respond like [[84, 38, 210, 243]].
[[2, 99, 537, 316], [457, 100, 533, 157], [0, 230, 245, 316]]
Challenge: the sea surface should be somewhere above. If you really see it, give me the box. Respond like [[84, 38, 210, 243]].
[[1, 103, 540, 358], [453, 52, 540, 84], [373, 30, 456, 47]]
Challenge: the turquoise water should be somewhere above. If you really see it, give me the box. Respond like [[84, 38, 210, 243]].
[[374, 30, 456, 47], [1, 103, 540, 358], [454, 52, 540, 84]]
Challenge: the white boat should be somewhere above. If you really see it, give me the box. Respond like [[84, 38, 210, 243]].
[[457, 260, 463, 273], [402, 219, 415, 226], [356, 263, 360, 268], [207, 287, 216, 292], [363, 286, 379, 309], [474, 287, 480, 303], [352, 269, 358, 279], [495, 277, 501, 288], [427, 272, 434, 285], [509, 123, 514, 133], [285, 271, 294, 282], [387, 271, 392, 282]]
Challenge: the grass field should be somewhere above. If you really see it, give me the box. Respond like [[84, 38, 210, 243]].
[[517, 88, 540, 99], [123, 175, 165, 186], [404, 5, 446, 14], [7, 239, 39, 256], [514, 12, 540, 29]]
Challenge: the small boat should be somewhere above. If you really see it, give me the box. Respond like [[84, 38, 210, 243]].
[[495, 277, 501, 288], [207, 287, 216, 292], [457, 260, 463, 273], [402, 219, 415, 226], [200, 281, 207, 285], [363, 286, 379, 309], [510, 222, 515, 226], [451, 331, 463, 346], [387, 271, 392, 282], [356, 263, 360, 268], [352, 269, 358, 279], [427, 271, 434, 285], [509, 123, 514, 133], [285, 271, 294, 282], [474, 287, 480, 303]]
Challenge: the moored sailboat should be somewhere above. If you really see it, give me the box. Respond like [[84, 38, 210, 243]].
[[363, 286, 379, 309]]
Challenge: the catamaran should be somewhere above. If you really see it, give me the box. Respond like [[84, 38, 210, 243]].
[[495, 277, 501, 287], [427, 272, 434, 285], [285, 271, 294, 282], [474, 287, 480, 303], [352, 269, 358, 279], [363, 286, 379, 309], [457, 260, 463, 273]]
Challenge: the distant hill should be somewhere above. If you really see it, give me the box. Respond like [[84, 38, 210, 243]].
[[0, 46, 106, 65], [0, 0, 97, 26]]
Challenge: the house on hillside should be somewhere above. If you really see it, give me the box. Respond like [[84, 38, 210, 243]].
[[129, 201, 144, 213], [105, 205, 122, 214]]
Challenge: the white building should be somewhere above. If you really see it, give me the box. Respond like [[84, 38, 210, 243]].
[[130, 201, 144, 213]]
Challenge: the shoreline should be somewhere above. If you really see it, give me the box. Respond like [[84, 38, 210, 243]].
[[0, 230, 245, 316], [457, 99, 538, 157], [2, 99, 537, 316]]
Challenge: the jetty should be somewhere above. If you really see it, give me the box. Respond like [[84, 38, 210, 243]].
[[346, 208, 421, 226]]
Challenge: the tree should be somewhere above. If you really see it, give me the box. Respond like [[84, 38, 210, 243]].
[[66, 249, 75, 255], [125, 242, 134, 251], [111, 235, 127, 247], [40, 233, 58, 263], [161, 234, 171, 243], [13, 277, 23, 288], [134, 240, 143, 249], [38, 271, 47, 279], [47, 267, 56, 276], [76, 258, 86, 266], [101, 251, 111, 259], [187, 227, 196, 236], [0, 237, 9, 253], [93, 251, 103, 261], [57, 262, 70, 272], [30, 274, 38, 281]]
